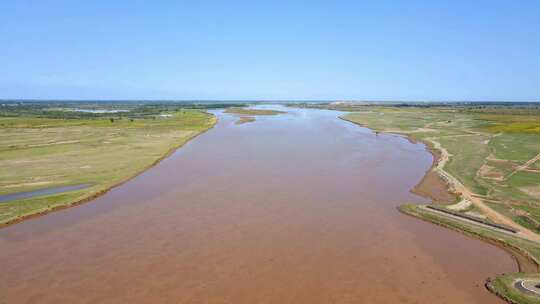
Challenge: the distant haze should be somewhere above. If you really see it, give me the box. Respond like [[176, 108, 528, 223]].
[[1, 1, 539, 101]]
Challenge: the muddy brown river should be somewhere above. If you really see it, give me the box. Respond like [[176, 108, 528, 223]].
[[0, 106, 515, 303]]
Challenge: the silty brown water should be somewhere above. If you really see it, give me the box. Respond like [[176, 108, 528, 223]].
[[0, 106, 515, 303]]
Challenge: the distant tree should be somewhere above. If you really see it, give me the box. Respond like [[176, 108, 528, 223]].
[[110, 118, 114, 123]]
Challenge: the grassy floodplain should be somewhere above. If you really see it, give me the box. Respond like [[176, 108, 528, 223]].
[[339, 104, 540, 224], [0, 102, 222, 225], [293, 102, 540, 303]]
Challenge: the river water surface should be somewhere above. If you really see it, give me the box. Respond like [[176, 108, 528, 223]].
[[0, 106, 515, 303]]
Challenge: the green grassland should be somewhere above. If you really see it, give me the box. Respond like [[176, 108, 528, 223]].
[[0, 107, 216, 225], [339, 105, 540, 231]]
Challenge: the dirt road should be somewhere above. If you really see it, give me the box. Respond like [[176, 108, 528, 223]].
[[505, 152, 540, 180], [427, 138, 540, 243]]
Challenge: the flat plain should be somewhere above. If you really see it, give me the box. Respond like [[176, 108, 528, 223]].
[[0, 104, 216, 225]]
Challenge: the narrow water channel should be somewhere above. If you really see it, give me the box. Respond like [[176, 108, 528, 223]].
[[0, 184, 90, 203], [0, 106, 514, 303]]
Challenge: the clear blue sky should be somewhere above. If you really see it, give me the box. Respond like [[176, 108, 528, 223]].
[[1, 1, 539, 101]]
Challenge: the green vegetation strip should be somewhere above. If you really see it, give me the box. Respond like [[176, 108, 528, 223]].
[[488, 273, 540, 304], [426, 205, 518, 233]]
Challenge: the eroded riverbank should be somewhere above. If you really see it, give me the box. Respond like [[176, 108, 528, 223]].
[[0, 106, 515, 303]]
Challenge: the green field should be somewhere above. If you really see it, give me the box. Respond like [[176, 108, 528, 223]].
[[0, 106, 216, 225], [337, 105, 540, 231]]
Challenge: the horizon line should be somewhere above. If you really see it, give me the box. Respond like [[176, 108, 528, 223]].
[[2, 99, 540, 104]]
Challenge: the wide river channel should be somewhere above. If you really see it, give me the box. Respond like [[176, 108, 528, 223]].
[[0, 105, 515, 303]]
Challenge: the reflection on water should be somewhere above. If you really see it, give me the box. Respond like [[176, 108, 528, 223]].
[[0, 106, 513, 303], [0, 184, 90, 203]]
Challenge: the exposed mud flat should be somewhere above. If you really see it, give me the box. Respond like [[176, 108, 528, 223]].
[[412, 168, 458, 204], [409, 140, 458, 204], [0, 106, 515, 303]]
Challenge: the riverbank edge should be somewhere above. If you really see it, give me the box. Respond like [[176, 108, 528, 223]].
[[0, 113, 218, 228], [339, 115, 540, 304], [399, 204, 540, 304], [337, 116, 452, 202]]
